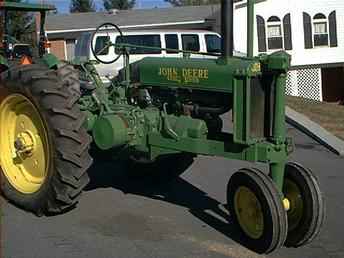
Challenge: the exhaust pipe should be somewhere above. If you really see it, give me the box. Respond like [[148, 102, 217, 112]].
[[221, 0, 234, 58], [221, 0, 255, 58]]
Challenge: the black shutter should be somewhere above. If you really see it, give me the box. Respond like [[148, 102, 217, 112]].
[[283, 13, 292, 50], [329, 11, 338, 47], [256, 15, 267, 52], [303, 12, 313, 49]]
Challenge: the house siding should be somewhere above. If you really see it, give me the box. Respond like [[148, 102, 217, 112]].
[[234, 0, 344, 66], [49, 40, 66, 60], [233, 0, 344, 101]]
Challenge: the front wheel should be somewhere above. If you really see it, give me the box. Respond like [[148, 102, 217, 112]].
[[227, 168, 288, 254], [283, 162, 325, 247]]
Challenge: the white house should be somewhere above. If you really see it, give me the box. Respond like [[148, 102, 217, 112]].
[[233, 0, 344, 102]]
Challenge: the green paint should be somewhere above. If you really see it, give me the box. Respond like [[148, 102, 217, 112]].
[[139, 57, 262, 93], [42, 53, 60, 69], [0, 55, 8, 68], [0, 2, 55, 12], [92, 115, 130, 150]]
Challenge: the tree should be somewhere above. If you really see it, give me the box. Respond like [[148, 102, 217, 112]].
[[70, 0, 96, 13], [165, 0, 220, 6], [103, 0, 136, 10]]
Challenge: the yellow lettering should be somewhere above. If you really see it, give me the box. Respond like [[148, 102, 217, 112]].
[[204, 70, 209, 79]]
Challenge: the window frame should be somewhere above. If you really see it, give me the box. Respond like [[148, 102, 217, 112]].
[[266, 17, 284, 51], [115, 34, 162, 55], [94, 35, 111, 56], [313, 13, 329, 47], [205, 34, 221, 54], [165, 34, 179, 54], [75, 33, 91, 58], [181, 34, 200, 52]]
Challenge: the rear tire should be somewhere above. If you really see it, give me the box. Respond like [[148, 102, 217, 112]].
[[0, 64, 92, 215]]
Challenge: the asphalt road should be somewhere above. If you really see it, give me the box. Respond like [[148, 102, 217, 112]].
[[2, 125, 344, 258]]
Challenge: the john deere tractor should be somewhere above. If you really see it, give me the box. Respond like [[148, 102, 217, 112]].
[[0, 0, 324, 254]]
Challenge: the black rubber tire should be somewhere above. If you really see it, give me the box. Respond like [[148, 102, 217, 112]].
[[57, 61, 80, 94], [227, 168, 288, 254], [0, 64, 92, 216], [127, 153, 195, 182], [283, 162, 325, 247]]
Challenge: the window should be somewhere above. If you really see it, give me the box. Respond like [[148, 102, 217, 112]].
[[95, 36, 110, 55], [66, 39, 76, 61], [115, 35, 161, 54], [313, 13, 328, 47], [75, 33, 91, 58], [205, 34, 221, 53], [165, 34, 179, 53], [182, 34, 200, 52], [267, 16, 283, 50]]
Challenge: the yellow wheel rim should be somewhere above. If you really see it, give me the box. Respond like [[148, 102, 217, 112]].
[[284, 179, 304, 231], [234, 186, 264, 239], [0, 94, 50, 194]]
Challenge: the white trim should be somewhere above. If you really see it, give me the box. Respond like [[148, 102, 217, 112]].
[[318, 69, 323, 101], [63, 40, 67, 60], [46, 20, 206, 34]]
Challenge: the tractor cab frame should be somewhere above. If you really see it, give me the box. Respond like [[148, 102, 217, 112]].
[[0, 2, 55, 62]]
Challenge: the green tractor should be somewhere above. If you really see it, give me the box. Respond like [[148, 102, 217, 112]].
[[0, 0, 324, 254]]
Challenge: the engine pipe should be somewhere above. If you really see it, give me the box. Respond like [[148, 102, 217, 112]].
[[221, 0, 234, 58], [247, 0, 254, 57]]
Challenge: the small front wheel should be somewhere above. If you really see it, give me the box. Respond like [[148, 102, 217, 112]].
[[227, 168, 288, 254], [283, 162, 325, 247]]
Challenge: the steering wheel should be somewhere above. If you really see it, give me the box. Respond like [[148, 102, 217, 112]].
[[91, 23, 124, 64]]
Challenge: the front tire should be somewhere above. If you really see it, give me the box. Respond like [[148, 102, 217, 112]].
[[0, 64, 92, 215], [283, 162, 325, 247], [227, 168, 288, 254]]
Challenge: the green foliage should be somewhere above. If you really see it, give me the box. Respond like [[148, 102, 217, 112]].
[[70, 0, 96, 13], [165, 0, 220, 6], [103, 0, 136, 10]]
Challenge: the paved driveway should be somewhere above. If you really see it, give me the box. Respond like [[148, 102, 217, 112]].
[[2, 125, 344, 258]]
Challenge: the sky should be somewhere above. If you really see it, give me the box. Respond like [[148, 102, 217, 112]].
[[34, 0, 171, 13]]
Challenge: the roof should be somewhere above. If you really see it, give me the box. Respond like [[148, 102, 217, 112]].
[[46, 5, 220, 33], [0, 2, 55, 12], [88, 29, 220, 35]]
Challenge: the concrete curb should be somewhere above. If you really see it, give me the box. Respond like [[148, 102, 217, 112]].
[[286, 106, 344, 156]]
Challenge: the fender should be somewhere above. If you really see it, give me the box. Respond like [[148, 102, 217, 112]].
[[0, 54, 9, 69], [41, 53, 60, 69]]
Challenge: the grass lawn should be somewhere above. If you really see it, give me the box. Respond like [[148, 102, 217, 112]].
[[286, 96, 344, 141]]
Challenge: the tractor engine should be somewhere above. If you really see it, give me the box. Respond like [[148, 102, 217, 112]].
[[122, 64, 232, 137]]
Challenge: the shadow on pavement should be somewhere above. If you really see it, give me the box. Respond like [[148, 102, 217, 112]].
[[84, 153, 251, 251]]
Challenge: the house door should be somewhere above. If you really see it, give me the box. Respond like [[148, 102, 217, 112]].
[[321, 67, 344, 103]]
